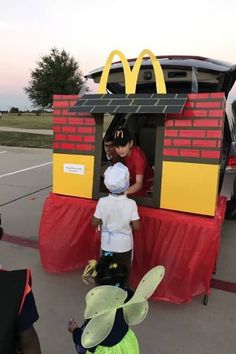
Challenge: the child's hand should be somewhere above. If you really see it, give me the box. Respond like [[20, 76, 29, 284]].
[[68, 318, 78, 333]]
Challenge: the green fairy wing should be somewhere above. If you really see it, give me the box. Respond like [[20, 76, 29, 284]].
[[81, 265, 165, 348], [123, 300, 149, 325], [81, 309, 117, 348], [123, 265, 165, 325], [84, 285, 127, 319]]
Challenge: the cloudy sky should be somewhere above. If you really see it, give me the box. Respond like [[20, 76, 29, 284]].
[[0, 0, 235, 110]]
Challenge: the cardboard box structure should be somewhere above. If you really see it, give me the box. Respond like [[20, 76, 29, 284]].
[[52, 50, 225, 216]]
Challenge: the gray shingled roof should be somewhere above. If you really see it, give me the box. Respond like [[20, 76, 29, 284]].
[[70, 93, 187, 114]]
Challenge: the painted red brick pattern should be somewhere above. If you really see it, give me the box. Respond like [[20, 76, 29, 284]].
[[164, 93, 225, 161], [53, 95, 96, 153]]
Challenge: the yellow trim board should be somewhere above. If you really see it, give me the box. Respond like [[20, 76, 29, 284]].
[[53, 153, 94, 198], [160, 161, 220, 216]]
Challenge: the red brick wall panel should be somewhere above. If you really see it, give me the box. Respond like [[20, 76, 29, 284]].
[[184, 109, 207, 117], [193, 119, 219, 127], [83, 135, 96, 143], [188, 93, 210, 99], [195, 101, 221, 108], [210, 93, 225, 99], [165, 119, 174, 127], [54, 117, 67, 124], [184, 101, 195, 108], [164, 139, 172, 146], [163, 149, 179, 156], [77, 127, 95, 134], [208, 109, 224, 117], [84, 118, 96, 126], [62, 126, 77, 133], [53, 95, 97, 154], [165, 130, 179, 137], [180, 149, 200, 158], [192, 139, 217, 148], [75, 144, 94, 151], [68, 117, 85, 125], [173, 139, 191, 146], [53, 100, 69, 108], [174, 119, 192, 127], [201, 150, 220, 159], [61, 143, 75, 150], [53, 142, 60, 149], [68, 135, 83, 142], [53, 126, 61, 133], [207, 130, 222, 138], [55, 134, 67, 141], [54, 110, 63, 116], [179, 130, 206, 138], [163, 94, 225, 161]]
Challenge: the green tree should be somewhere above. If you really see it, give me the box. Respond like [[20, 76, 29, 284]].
[[25, 48, 85, 109], [9, 107, 19, 114]]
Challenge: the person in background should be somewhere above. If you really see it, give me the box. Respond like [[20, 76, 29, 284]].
[[113, 127, 154, 197], [225, 176, 236, 219], [104, 135, 117, 163], [0, 217, 41, 354], [92, 162, 140, 271]]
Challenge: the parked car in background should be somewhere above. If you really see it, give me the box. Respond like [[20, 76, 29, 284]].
[[86, 55, 236, 202]]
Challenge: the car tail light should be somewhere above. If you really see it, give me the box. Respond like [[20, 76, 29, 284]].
[[227, 156, 236, 167]]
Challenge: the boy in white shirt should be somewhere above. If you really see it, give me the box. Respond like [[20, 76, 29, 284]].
[[92, 162, 140, 269]]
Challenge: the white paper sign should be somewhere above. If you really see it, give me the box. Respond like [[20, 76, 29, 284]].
[[63, 163, 85, 175]]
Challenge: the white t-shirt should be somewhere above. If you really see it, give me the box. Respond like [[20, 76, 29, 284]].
[[94, 194, 140, 252]]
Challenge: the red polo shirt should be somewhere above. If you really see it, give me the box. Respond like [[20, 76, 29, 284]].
[[124, 146, 154, 196]]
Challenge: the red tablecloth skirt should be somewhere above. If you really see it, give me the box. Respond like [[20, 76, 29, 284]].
[[39, 193, 226, 304]]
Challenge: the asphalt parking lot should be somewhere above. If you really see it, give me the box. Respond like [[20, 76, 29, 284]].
[[1, 145, 236, 353]]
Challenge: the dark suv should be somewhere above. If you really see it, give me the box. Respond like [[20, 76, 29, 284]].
[[86, 55, 236, 199]]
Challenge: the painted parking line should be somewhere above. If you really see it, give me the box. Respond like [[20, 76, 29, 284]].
[[0, 161, 52, 178], [0, 151, 7, 154]]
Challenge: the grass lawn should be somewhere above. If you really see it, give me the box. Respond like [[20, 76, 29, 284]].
[[0, 113, 112, 148], [0, 113, 53, 129], [0, 114, 53, 148], [0, 132, 53, 148]]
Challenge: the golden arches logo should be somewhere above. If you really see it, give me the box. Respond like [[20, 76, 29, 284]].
[[98, 49, 166, 94]]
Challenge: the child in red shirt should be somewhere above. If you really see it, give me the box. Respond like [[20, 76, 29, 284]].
[[113, 127, 153, 196]]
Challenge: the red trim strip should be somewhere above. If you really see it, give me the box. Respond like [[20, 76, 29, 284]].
[[2, 234, 236, 295], [211, 278, 236, 294], [2, 234, 38, 249]]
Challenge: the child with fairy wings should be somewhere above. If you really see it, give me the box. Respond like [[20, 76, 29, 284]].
[[68, 254, 165, 354]]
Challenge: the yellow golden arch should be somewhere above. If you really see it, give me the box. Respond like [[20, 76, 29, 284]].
[[98, 49, 166, 94]]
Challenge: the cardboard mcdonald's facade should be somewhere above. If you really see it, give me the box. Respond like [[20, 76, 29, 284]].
[[53, 49, 225, 216]]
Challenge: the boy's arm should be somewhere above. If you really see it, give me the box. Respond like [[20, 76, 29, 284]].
[[91, 216, 101, 227], [126, 174, 143, 195]]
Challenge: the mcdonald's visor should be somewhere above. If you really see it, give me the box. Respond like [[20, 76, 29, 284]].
[[113, 128, 133, 146]]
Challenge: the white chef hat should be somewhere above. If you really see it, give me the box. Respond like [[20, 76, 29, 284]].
[[104, 162, 130, 194]]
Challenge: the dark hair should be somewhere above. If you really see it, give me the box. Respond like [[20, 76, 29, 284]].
[[104, 135, 114, 143], [94, 255, 128, 287]]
